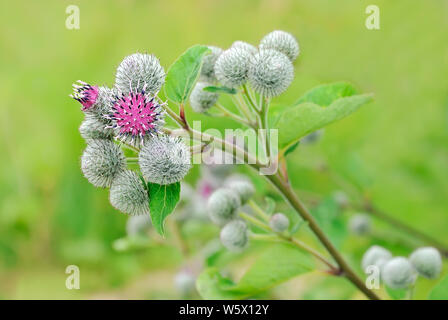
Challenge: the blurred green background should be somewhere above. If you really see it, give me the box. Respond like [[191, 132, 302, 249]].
[[0, 0, 447, 299]]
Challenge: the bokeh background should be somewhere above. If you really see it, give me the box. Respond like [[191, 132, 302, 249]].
[[0, 0, 447, 299]]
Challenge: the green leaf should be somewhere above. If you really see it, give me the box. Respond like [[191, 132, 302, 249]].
[[164, 45, 211, 104], [429, 275, 448, 300], [203, 85, 237, 94], [311, 197, 347, 249], [386, 286, 408, 300], [196, 268, 246, 300], [197, 243, 314, 299], [283, 141, 300, 156], [269, 82, 373, 150], [147, 182, 181, 236], [295, 81, 357, 106]]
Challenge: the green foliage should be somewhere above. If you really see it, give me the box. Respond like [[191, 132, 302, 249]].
[[428, 275, 448, 300], [164, 45, 211, 104], [386, 286, 408, 300], [311, 197, 347, 249], [203, 86, 237, 94], [147, 182, 181, 236], [197, 243, 314, 299], [270, 82, 373, 150]]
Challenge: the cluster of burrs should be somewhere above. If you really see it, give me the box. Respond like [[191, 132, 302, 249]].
[[189, 30, 299, 113], [71, 53, 192, 216], [362, 245, 442, 289]]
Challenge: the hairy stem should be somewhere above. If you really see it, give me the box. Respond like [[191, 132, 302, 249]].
[[215, 103, 253, 127], [265, 172, 381, 300], [241, 213, 338, 272]]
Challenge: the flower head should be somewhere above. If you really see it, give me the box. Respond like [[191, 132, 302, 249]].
[[220, 220, 249, 252], [409, 247, 442, 279], [79, 113, 115, 140], [207, 188, 241, 226], [81, 139, 126, 188], [200, 46, 223, 83], [139, 135, 191, 185], [249, 49, 294, 97], [214, 47, 252, 88], [382, 257, 416, 289], [115, 53, 165, 94], [232, 41, 258, 55], [225, 179, 254, 204], [109, 170, 150, 216], [260, 30, 300, 61], [107, 87, 165, 146], [70, 80, 99, 111], [361, 245, 392, 271], [269, 213, 290, 233], [189, 82, 219, 113]]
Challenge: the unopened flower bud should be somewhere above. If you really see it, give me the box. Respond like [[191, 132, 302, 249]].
[[139, 135, 191, 185], [362, 245, 392, 271], [190, 82, 219, 113], [115, 53, 165, 94], [231, 41, 258, 55], [409, 247, 442, 279], [220, 220, 249, 252], [349, 214, 371, 236], [214, 47, 252, 88], [227, 180, 255, 205], [269, 213, 290, 233], [79, 114, 114, 140], [382, 257, 416, 289], [248, 49, 294, 97], [200, 46, 223, 83], [81, 139, 126, 188], [259, 30, 299, 61], [110, 170, 150, 216], [207, 188, 241, 225]]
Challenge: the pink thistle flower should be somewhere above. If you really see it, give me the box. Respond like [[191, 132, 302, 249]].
[[107, 87, 165, 146], [70, 80, 99, 111]]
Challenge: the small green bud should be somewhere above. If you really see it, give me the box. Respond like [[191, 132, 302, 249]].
[[214, 47, 252, 88], [220, 220, 249, 252], [409, 247, 442, 279], [207, 188, 241, 226], [332, 190, 349, 208], [226, 180, 255, 205], [382, 257, 416, 289], [362, 245, 392, 271], [110, 170, 150, 216], [189, 82, 219, 113], [259, 30, 299, 61], [81, 139, 126, 188], [269, 213, 290, 233], [200, 46, 223, 83], [349, 214, 371, 236], [248, 49, 294, 97]]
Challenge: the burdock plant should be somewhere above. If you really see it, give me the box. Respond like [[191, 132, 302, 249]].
[[71, 30, 446, 300]]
